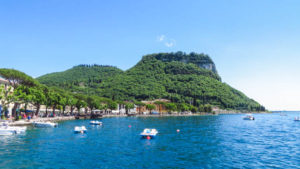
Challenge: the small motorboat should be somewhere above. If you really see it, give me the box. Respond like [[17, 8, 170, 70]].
[[294, 117, 300, 121], [243, 114, 255, 120], [0, 123, 27, 135], [140, 128, 158, 139], [74, 126, 87, 133], [33, 121, 58, 128], [0, 128, 17, 136], [5, 126, 27, 134], [90, 121, 102, 125]]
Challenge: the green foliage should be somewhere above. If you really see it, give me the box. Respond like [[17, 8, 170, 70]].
[[14, 85, 35, 104], [177, 103, 190, 112], [31, 86, 46, 106], [198, 104, 212, 113], [0, 68, 38, 87], [125, 102, 134, 110], [107, 101, 118, 110], [36, 52, 265, 111], [165, 103, 177, 112], [0, 84, 14, 110], [146, 104, 156, 112], [37, 64, 123, 94]]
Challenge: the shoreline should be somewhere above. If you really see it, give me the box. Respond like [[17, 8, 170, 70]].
[[7, 111, 270, 126]]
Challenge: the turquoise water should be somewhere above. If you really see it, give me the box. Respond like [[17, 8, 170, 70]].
[[0, 113, 299, 168]]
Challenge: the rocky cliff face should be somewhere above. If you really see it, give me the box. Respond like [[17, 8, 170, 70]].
[[143, 51, 218, 74], [198, 63, 217, 74]]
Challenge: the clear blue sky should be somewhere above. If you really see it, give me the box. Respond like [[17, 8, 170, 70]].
[[1, 0, 300, 110]]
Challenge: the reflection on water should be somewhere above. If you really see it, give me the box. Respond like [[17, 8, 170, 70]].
[[0, 113, 299, 168]]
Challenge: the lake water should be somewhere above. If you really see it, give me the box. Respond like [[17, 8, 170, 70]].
[[0, 113, 299, 169]]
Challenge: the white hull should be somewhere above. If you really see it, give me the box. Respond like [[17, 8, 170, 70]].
[[33, 122, 58, 128], [90, 121, 102, 125], [243, 117, 255, 120], [5, 126, 27, 134], [140, 128, 158, 137], [74, 126, 87, 133], [243, 114, 255, 120], [0, 128, 17, 135]]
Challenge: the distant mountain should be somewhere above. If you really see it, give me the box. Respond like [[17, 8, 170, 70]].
[[37, 52, 265, 111]]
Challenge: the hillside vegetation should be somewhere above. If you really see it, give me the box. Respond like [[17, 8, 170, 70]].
[[37, 52, 265, 111]]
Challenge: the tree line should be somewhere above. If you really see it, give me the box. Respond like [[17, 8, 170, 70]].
[[0, 69, 215, 120]]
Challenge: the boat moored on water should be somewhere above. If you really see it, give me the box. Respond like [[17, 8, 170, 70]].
[[33, 121, 58, 128], [243, 114, 255, 120], [90, 121, 102, 125], [0, 128, 17, 136], [74, 126, 87, 133], [0, 122, 27, 135], [5, 126, 27, 134], [140, 128, 158, 139], [294, 117, 300, 121]]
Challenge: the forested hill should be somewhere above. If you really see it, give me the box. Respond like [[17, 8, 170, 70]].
[[37, 64, 123, 88], [37, 52, 265, 111]]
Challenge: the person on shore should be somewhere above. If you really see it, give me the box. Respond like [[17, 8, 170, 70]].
[[23, 113, 27, 119]]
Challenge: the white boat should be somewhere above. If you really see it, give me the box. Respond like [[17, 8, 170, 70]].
[[74, 126, 87, 133], [243, 114, 255, 120], [0, 128, 17, 135], [4, 126, 27, 134], [90, 121, 102, 125], [294, 117, 300, 121], [140, 128, 158, 138], [0, 123, 27, 135], [33, 121, 58, 128]]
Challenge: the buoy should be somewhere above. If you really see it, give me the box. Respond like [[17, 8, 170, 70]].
[[128, 125, 132, 128], [177, 129, 180, 133], [146, 136, 151, 140]]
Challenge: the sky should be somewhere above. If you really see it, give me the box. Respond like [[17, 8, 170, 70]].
[[1, 0, 300, 110]]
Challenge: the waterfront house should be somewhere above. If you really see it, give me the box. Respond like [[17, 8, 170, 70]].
[[137, 99, 171, 114]]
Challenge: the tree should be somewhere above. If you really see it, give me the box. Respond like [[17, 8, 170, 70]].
[[69, 97, 78, 115], [0, 69, 37, 88], [125, 102, 134, 114], [154, 101, 165, 114], [14, 85, 35, 119], [49, 91, 61, 116], [0, 69, 38, 118], [0, 84, 14, 117], [134, 101, 145, 114], [189, 105, 197, 113], [177, 103, 189, 112], [204, 104, 212, 113], [165, 103, 177, 113], [86, 96, 100, 113], [31, 86, 46, 117], [43, 87, 53, 116], [75, 99, 86, 114], [108, 101, 118, 110], [146, 104, 156, 113], [59, 97, 67, 115]]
